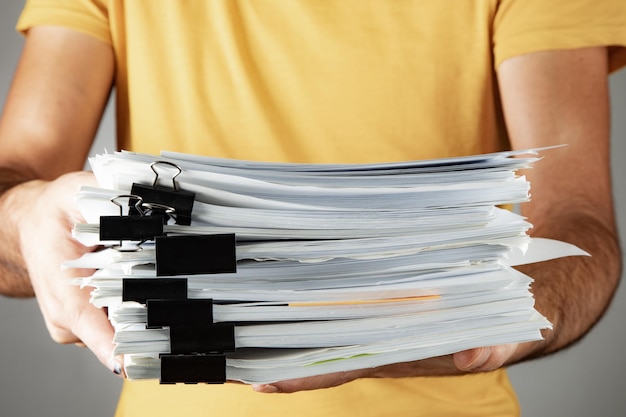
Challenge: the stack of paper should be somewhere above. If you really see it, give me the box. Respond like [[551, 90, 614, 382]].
[[66, 148, 585, 384]]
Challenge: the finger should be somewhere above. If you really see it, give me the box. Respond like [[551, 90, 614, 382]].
[[453, 344, 518, 372], [69, 297, 123, 376], [252, 370, 363, 394], [453, 347, 492, 371]]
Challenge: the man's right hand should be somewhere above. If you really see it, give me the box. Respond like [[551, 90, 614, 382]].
[[1, 172, 122, 374]]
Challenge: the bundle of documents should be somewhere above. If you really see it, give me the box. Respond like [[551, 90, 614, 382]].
[[67, 148, 586, 384]]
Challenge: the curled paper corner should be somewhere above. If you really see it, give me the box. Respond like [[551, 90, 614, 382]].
[[503, 144, 568, 157], [503, 237, 590, 267]]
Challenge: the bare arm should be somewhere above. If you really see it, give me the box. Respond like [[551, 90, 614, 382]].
[[498, 46, 621, 360], [0, 26, 119, 372], [0, 25, 113, 295], [0, 25, 113, 178], [258, 46, 622, 393]]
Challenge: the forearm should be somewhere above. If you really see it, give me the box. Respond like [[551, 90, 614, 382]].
[[0, 170, 37, 297], [515, 205, 622, 360], [495, 46, 621, 361], [0, 27, 114, 297]]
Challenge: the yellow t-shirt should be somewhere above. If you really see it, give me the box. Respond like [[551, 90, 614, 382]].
[[17, 1, 626, 416]]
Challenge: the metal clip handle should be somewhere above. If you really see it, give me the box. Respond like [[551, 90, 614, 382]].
[[150, 161, 182, 191], [110, 194, 144, 216], [141, 202, 177, 223]]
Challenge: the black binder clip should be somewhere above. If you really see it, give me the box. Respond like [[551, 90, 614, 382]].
[[169, 324, 236, 354], [99, 195, 165, 252], [148, 299, 233, 384], [130, 161, 195, 225], [146, 299, 215, 328], [160, 354, 227, 384], [155, 234, 237, 276], [122, 278, 188, 304]]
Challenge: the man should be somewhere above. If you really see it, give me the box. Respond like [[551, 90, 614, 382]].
[[1, 1, 624, 416]]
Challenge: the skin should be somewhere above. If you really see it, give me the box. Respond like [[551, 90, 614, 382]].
[[0, 27, 621, 392], [0, 26, 117, 371]]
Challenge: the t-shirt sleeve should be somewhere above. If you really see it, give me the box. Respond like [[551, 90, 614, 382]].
[[493, 0, 626, 72], [16, 0, 111, 45]]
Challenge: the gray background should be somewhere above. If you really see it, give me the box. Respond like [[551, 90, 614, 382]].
[[1, 2, 625, 416]]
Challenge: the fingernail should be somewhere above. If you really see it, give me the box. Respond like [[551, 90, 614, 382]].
[[109, 358, 123, 376], [253, 384, 280, 394]]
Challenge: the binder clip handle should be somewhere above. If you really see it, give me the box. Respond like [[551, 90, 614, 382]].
[[111, 194, 144, 216], [150, 161, 182, 191], [141, 202, 177, 223]]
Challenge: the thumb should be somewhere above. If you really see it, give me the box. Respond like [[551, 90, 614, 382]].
[[453, 344, 518, 372], [453, 347, 492, 371]]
